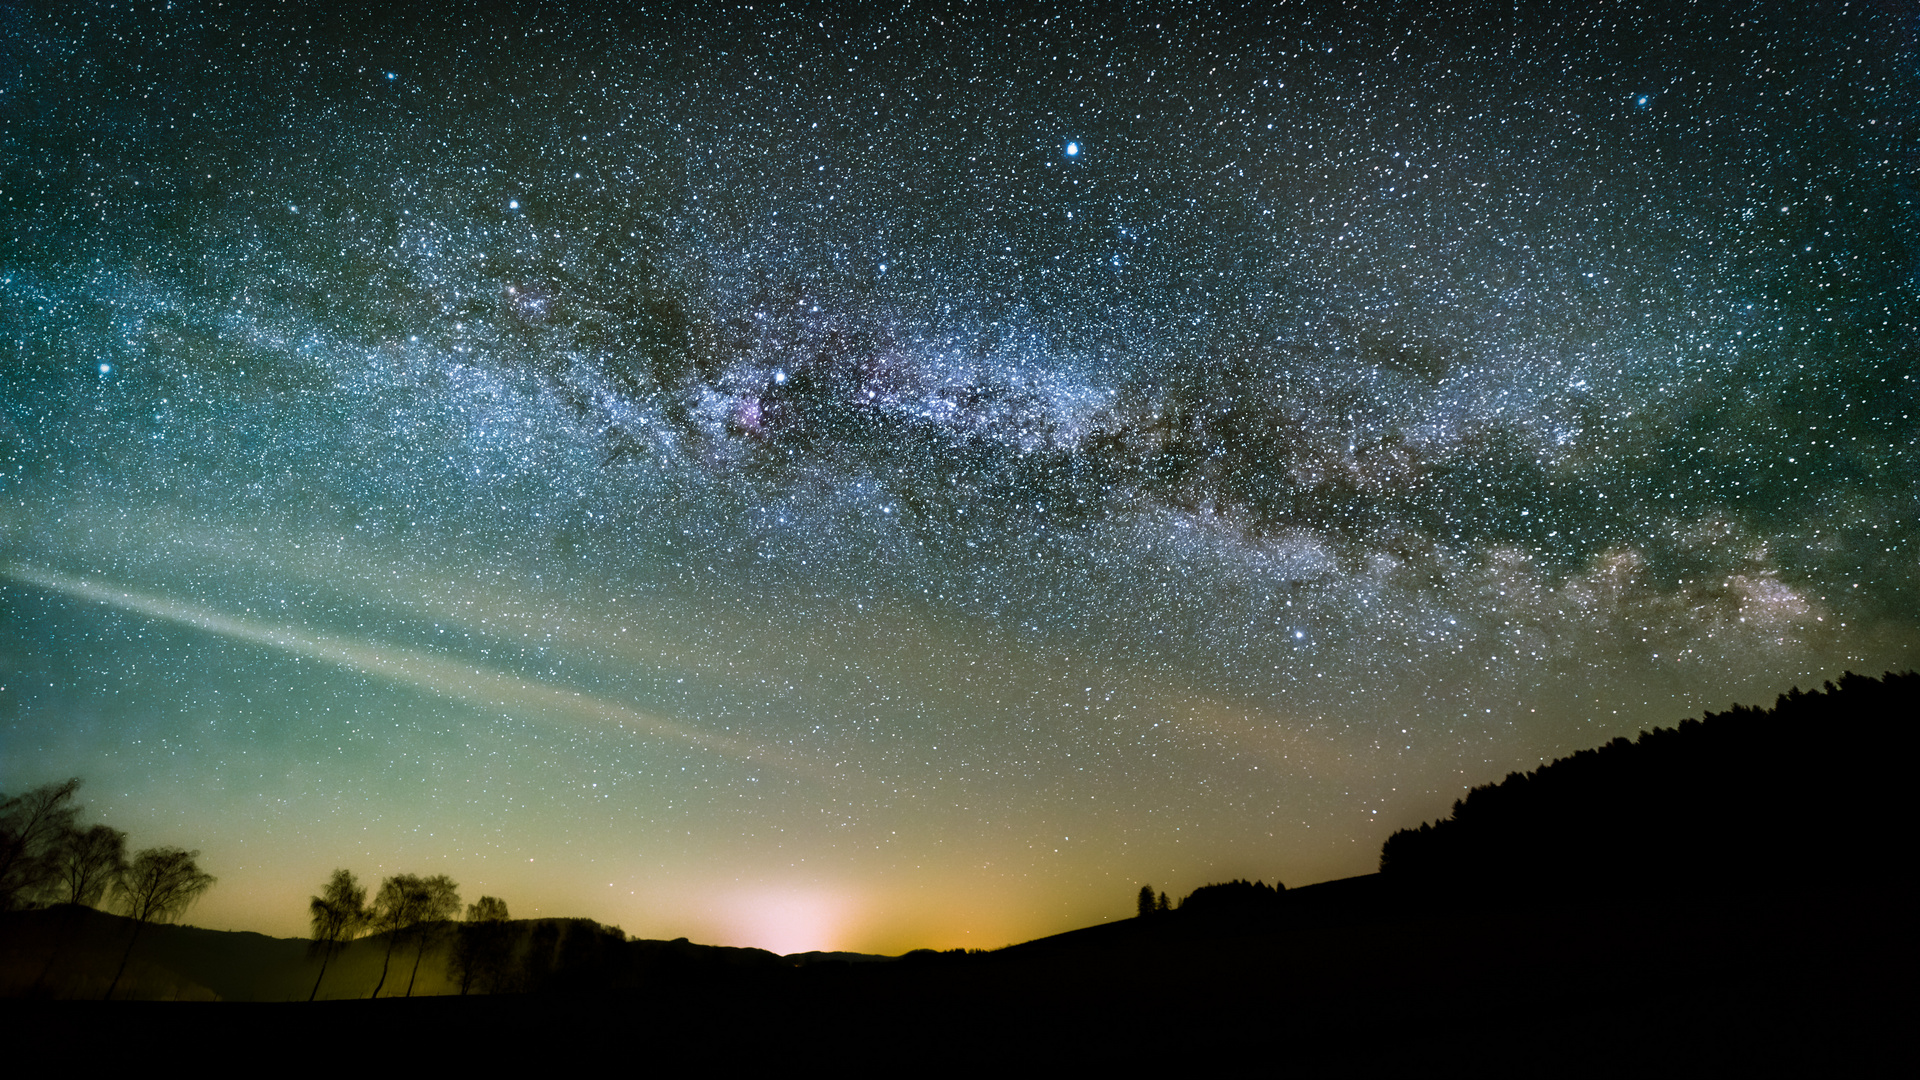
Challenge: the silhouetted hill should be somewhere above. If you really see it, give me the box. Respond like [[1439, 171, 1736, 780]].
[[3, 677, 1907, 1065], [0, 906, 798, 1001], [1, 905, 308, 1000], [1379, 670, 1915, 899], [8, 874, 1899, 1068], [782, 949, 898, 965]]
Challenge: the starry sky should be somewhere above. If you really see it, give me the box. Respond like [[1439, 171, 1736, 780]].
[[2, 0, 1914, 954]]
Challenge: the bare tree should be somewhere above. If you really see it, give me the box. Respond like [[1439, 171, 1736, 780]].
[[308, 869, 368, 1001], [23, 804, 121, 994], [51, 824, 128, 908], [449, 895, 512, 995], [403, 875, 460, 997], [0, 778, 81, 909], [368, 873, 461, 998], [368, 875, 419, 998], [104, 847, 215, 999]]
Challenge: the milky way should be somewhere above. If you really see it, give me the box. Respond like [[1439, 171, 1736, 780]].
[[2, 2, 1914, 951]]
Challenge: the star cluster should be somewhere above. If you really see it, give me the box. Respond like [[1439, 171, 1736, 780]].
[[1, 1, 1913, 952]]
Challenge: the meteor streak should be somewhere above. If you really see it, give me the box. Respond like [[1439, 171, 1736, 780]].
[[3, 564, 802, 773]]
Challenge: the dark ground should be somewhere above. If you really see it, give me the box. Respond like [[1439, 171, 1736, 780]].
[[6, 876, 1902, 1069]]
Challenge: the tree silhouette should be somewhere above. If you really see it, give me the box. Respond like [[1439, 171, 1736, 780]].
[[15, 787, 120, 994], [308, 869, 368, 1001], [368, 873, 461, 997], [368, 877, 410, 998], [404, 875, 460, 997], [1178, 878, 1285, 921], [51, 823, 127, 907], [1156, 891, 1170, 913], [104, 846, 215, 999], [0, 777, 81, 910], [449, 895, 512, 995], [1137, 885, 1156, 918], [1377, 670, 1916, 899]]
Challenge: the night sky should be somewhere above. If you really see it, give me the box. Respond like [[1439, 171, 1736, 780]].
[[2, 1, 1914, 954]]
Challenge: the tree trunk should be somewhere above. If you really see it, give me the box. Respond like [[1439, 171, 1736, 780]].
[[103, 919, 146, 1001], [308, 939, 335, 1002], [30, 905, 85, 995], [370, 933, 399, 998], [405, 937, 426, 997]]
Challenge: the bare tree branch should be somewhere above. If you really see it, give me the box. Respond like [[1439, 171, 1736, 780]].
[[0, 778, 81, 910], [104, 847, 215, 999], [53, 824, 128, 908], [368, 873, 461, 998]]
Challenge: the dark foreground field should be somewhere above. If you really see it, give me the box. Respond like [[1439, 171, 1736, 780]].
[[7, 877, 1902, 1069]]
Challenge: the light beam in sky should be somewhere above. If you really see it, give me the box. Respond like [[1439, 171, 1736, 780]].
[[2, 563, 802, 773]]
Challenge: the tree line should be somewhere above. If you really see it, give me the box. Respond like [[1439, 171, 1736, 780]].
[[306, 867, 515, 999], [1378, 670, 1915, 898], [1123, 673, 1916, 922], [0, 779, 520, 1000], [0, 777, 216, 997], [1135, 878, 1286, 921]]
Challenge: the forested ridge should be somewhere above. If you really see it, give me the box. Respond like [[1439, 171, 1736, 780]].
[[6, 672, 1910, 1008], [2, 679, 1907, 1072], [1378, 670, 1914, 896]]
